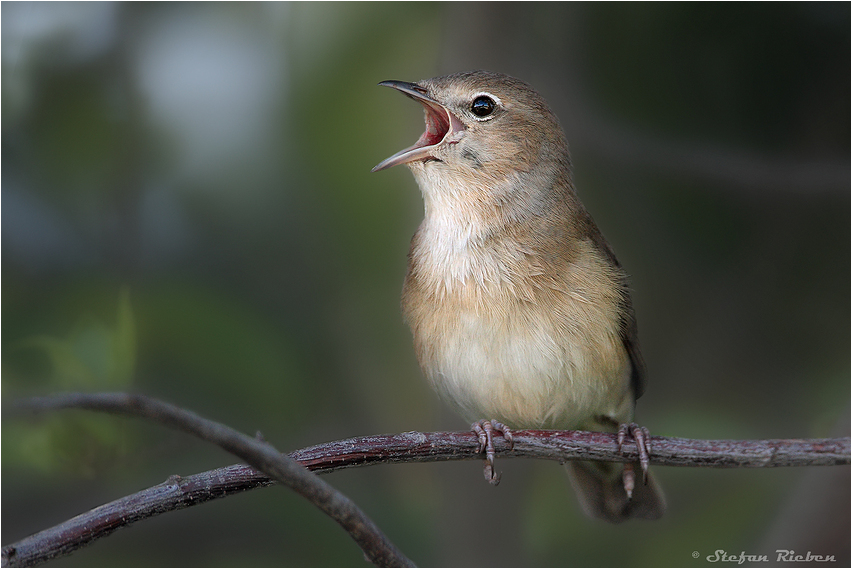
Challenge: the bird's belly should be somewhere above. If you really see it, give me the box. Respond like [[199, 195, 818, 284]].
[[419, 307, 631, 430]]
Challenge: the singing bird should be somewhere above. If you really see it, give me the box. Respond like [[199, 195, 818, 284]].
[[372, 70, 664, 522]]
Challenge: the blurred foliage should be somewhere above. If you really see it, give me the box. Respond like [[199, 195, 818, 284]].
[[2, 2, 849, 567], [14, 287, 135, 389], [4, 290, 134, 476]]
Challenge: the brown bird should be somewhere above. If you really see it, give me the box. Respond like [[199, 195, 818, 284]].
[[373, 70, 664, 522]]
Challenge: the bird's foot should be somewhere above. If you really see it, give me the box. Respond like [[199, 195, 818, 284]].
[[617, 422, 652, 499], [471, 419, 514, 486]]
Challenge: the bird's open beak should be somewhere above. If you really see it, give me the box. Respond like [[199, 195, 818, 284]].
[[372, 80, 466, 172]]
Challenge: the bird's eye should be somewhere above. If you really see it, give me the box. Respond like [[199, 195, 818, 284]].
[[471, 95, 496, 118]]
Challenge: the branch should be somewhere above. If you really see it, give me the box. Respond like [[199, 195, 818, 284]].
[[290, 430, 850, 470], [2, 393, 414, 568], [3, 393, 850, 568]]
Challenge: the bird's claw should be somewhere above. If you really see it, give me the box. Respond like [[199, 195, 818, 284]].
[[617, 422, 652, 499], [471, 419, 513, 486]]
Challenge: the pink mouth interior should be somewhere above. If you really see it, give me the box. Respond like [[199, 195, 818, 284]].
[[416, 103, 450, 149]]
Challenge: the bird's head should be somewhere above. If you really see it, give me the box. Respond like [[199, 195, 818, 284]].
[[373, 71, 569, 189]]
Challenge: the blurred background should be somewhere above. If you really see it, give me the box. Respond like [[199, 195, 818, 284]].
[[2, 2, 849, 566]]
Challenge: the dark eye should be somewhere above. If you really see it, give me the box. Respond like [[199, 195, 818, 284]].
[[471, 95, 496, 117]]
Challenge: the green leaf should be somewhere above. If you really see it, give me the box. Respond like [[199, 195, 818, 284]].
[[110, 287, 136, 385], [15, 290, 137, 389]]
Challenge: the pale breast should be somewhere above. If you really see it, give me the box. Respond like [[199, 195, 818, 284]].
[[403, 231, 635, 430]]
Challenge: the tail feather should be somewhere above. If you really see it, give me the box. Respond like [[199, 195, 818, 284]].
[[566, 460, 665, 523]]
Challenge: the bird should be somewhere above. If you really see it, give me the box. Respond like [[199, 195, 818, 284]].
[[372, 70, 664, 522]]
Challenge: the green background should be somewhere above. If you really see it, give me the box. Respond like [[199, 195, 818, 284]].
[[3, 2, 849, 566]]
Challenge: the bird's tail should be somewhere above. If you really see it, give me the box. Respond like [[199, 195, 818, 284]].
[[566, 460, 665, 522]]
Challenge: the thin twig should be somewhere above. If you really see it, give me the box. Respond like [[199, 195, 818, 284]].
[[3, 393, 850, 567], [2, 393, 415, 568]]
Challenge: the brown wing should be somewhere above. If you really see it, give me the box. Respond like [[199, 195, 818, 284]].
[[587, 226, 647, 400]]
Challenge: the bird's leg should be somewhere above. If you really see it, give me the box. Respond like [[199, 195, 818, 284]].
[[471, 419, 514, 486], [617, 422, 651, 498]]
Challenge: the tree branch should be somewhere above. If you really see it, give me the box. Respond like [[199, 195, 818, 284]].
[[3, 392, 849, 567], [289, 429, 850, 470], [2, 393, 414, 568]]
